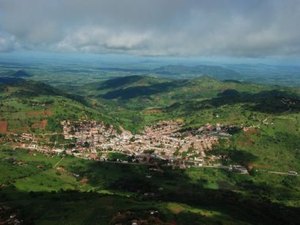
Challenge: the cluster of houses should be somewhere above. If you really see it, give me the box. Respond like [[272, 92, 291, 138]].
[[61, 120, 235, 162], [0, 119, 253, 173]]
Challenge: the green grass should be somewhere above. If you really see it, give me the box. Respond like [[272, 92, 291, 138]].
[[1, 147, 300, 224]]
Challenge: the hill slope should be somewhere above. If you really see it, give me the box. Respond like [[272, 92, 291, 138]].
[[0, 78, 112, 133]]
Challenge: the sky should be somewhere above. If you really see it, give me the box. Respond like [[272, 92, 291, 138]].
[[0, 0, 300, 59]]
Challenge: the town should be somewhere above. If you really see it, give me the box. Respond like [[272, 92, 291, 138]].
[[61, 120, 224, 158], [61, 120, 238, 161], [0, 119, 251, 172], [61, 120, 250, 172]]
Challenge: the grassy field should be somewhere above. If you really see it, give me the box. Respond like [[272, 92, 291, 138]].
[[0, 148, 300, 224]]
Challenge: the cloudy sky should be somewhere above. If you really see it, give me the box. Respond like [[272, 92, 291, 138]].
[[0, 0, 300, 58]]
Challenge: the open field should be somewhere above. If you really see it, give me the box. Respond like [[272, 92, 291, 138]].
[[1, 148, 300, 224]]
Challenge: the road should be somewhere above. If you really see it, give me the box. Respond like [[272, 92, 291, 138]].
[[53, 157, 64, 168], [267, 171, 299, 176]]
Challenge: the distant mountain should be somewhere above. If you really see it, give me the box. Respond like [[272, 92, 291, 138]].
[[82, 75, 185, 100], [11, 70, 31, 78], [153, 65, 241, 80], [0, 77, 63, 98], [224, 64, 300, 86], [0, 77, 25, 85], [0, 77, 89, 107], [98, 75, 167, 90], [0, 70, 32, 78], [81, 75, 300, 116], [97, 65, 242, 80]]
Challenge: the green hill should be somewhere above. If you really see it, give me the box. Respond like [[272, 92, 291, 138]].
[[0, 78, 112, 134], [76, 75, 300, 131]]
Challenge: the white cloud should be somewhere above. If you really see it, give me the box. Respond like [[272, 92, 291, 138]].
[[0, 0, 300, 57], [0, 32, 18, 52], [55, 26, 150, 53]]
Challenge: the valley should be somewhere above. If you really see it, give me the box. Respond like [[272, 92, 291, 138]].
[[0, 69, 300, 225]]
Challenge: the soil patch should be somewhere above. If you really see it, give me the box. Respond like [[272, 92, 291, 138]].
[[27, 110, 53, 117], [0, 121, 8, 133]]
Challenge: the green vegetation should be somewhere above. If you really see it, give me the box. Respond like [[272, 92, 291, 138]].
[[0, 71, 300, 224], [107, 152, 129, 161], [0, 148, 300, 224], [0, 77, 114, 133]]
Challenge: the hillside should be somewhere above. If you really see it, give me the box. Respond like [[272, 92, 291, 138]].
[[78, 75, 300, 130], [0, 77, 112, 134], [0, 74, 299, 225], [70, 75, 300, 174]]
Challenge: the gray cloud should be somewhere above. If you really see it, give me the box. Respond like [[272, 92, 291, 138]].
[[0, 32, 19, 52], [0, 0, 300, 57]]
